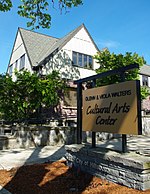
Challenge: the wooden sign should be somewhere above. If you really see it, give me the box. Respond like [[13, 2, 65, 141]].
[[82, 80, 142, 135]]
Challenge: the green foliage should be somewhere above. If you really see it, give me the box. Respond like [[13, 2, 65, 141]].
[[0, 0, 83, 29], [0, 0, 12, 12], [41, 70, 65, 106], [0, 74, 17, 121], [14, 71, 42, 120], [141, 87, 150, 100], [94, 48, 149, 99], [0, 70, 66, 123]]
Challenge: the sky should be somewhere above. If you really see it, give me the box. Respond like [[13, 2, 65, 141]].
[[0, 0, 150, 74]]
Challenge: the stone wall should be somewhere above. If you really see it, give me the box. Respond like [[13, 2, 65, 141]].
[[1, 114, 150, 150], [65, 144, 150, 191], [0, 125, 77, 150]]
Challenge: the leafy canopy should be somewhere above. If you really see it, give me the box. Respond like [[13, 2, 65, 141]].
[[0, 70, 66, 123], [0, 0, 83, 29], [94, 48, 149, 99]]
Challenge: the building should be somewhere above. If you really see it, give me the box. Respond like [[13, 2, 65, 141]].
[[7, 24, 100, 123], [7, 24, 150, 128], [7, 24, 99, 81], [7, 23, 150, 92], [140, 64, 150, 113]]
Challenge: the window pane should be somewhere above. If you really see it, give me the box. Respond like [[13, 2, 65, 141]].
[[15, 60, 18, 70], [88, 56, 93, 69], [9, 65, 13, 75], [78, 53, 82, 67], [72, 52, 77, 66], [20, 54, 25, 70], [84, 55, 88, 67], [72, 51, 93, 69]]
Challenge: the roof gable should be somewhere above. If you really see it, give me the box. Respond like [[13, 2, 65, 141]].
[[38, 24, 99, 66], [15, 24, 99, 68]]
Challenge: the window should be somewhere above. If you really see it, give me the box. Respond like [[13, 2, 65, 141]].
[[19, 54, 25, 70], [72, 51, 93, 69], [84, 55, 88, 67], [142, 75, 149, 86], [9, 64, 13, 75], [89, 56, 93, 69], [78, 53, 82, 67], [73, 52, 77, 66], [15, 60, 18, 70], [64, 88, 77, 107]]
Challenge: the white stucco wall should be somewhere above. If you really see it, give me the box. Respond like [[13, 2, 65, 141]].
[[8, 31, 32, 79], [139, 75, 142, 85], [9, 31, 25, 65], [63, 27, 99, 70], [42, 27, 99, 80]]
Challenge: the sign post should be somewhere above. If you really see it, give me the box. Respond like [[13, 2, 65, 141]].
[[120, 71, 127, 153], [74, 64, 141, 153]]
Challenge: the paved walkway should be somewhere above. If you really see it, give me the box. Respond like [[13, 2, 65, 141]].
[[0, 145, 66, 170], [1, 135, 150, 170], [96, 135, 150, 155], [0, 135, 150, 194]]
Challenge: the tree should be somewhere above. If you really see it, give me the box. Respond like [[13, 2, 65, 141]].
[[41, 70, 65, 107], [0, 73, 18, 121], [0, 0, 83, 29], [0, 70, 66, 123], [94, 48, 149, 99]]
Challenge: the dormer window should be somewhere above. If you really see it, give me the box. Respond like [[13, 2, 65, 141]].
[[72, 51, 93, 69]]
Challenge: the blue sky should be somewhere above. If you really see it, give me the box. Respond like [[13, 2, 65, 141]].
[[0, 0, 150, 74]]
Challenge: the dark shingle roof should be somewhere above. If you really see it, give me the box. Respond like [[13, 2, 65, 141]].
[[19, 28, 58, 67]]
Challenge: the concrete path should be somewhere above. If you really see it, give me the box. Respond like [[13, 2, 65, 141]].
[[0, 135, 150, 170], [0, 135, 150, 194], [96, 135, 150, 155], [0, 145, 66, 170]]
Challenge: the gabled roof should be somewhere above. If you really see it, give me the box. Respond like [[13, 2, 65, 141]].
[[18, 24, 99, 68], [19, 28, 58, 67]]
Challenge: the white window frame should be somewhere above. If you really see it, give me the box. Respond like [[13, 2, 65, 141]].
[[72, 51, 93, 69]]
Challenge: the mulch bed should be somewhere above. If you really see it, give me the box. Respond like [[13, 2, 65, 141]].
[[0, 160, 150, 194]]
